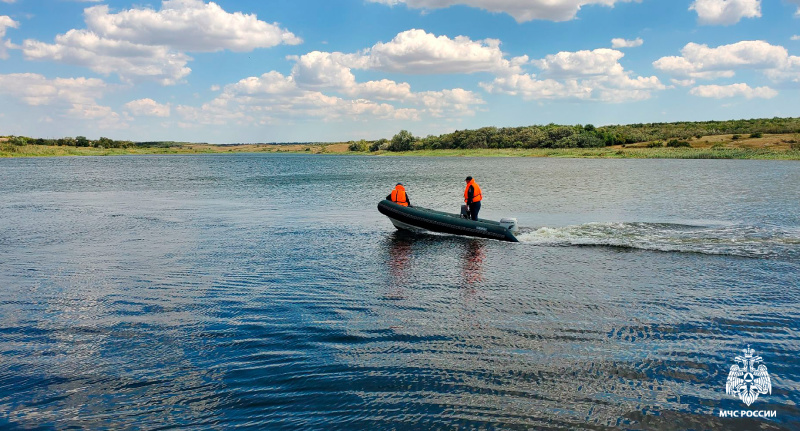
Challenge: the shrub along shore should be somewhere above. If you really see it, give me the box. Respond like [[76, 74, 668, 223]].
[[3, 117, 800, 159]]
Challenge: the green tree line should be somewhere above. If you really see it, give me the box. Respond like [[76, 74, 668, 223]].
[[1, 136, 205, 149], [347, 117, 800, 152]]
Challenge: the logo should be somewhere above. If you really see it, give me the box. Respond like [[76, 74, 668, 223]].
[[726, 345, 772, 406]]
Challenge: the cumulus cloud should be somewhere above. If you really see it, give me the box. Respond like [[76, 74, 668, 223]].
[[124, 98, 171, 117], [365, 29, 527, 74], [689, 83, 777, 99], [689, 0, 761, 25], [417, 88, 484, 116], [23, 30, 192, 85], [671, 78, 697, 87], [290, 51, 362, 90], [226, 70, 297, 95], [481, 74, 587, 100], [368, 0, 641, 22], [792, 35, 800, 41], [0, 16, 19, 59], [0, 72, 125, 127], [177, 28, 657, 126], [653, 40, 800, 82], [67, 103, 120, 122], [611, 37, 643, 48], [0, 73, 106, 105], [83, 1, 301, 52], [176, 83, 418, 126], [533, 48, 625, 77], [481, 48, 665, 102], [21, 0, 301, 84], [173, 29, 498, 126], [175, 51, 487, 127]]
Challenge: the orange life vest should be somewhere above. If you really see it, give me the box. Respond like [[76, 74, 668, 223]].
[[464, 179, 482, 204], [391, 185, 409, 206]]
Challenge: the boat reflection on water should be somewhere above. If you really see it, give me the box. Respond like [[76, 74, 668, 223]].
[[383, 231, 415, 299], [383, 230, 487, 290], [461, 239, 486, 287], [388, 232, 413, 278]]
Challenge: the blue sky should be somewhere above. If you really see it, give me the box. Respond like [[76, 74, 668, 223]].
[[0, 0, 799, 144]]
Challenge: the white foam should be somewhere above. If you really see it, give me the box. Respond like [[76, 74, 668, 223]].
[[515, 222, 800, 259]]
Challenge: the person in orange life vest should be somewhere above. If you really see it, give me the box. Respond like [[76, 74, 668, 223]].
[[387, 183, 411, 207], [464, 176, 482, 220]]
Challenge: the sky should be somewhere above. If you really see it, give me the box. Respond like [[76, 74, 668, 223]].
[[0, 0, 799, 144]]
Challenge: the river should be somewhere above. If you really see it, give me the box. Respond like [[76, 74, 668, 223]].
[[1, 154, 798, 429]]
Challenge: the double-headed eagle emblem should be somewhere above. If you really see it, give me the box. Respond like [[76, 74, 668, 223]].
[[726, 345, 772, 406]]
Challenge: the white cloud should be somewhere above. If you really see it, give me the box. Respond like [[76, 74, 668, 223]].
[[175, 57, 485, 127], [365, 29, 527, 74], [671, 78, 697, 86], [652, 55, 735, 80], [0, 16, 19, 59], [689, 0, 761, 25], [176, 87, 419, 126], [68, 102, 118, 120], [481, 75, 591, 100], [533, 48, 625, 77], [763, 56, 800, 82], [417, 88, 485, 117], [0, 73, 125, 127], [792, 35, 800, 41], [292, 47, 489, 112], [124, 98, 171, 117], [226, 71, 297, 95], [353, 79, 413, 101], [0, 73, 106, 105], [287, 51, 413, 101], [84, 1, 301, 52], [21, 0, 301, 84], [481, 48, 665, 102], [611, 37, 643, 48], [653, 40, 800, 82], [367, 0, 641, 22], [689, 83, 778, 99], [22, 30, 192, 85], [290, 51, 361, 90]]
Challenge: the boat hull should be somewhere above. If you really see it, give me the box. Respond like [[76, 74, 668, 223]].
[[378, 200, 518, 242]]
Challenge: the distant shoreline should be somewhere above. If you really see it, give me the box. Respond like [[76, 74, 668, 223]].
[[2, 134, 800, 160]]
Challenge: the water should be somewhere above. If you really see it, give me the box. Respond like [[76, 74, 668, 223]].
[[1, 154, 798, 430]]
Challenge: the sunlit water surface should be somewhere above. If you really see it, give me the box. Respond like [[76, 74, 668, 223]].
[[1, 155, 799, 430]]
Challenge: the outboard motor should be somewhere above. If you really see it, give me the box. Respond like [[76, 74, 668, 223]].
[[499, 217, 518, 233]]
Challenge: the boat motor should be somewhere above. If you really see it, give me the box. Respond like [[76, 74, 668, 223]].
[[499, 218, 518, 233]]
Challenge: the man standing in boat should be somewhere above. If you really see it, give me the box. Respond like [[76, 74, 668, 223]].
[[464, 176, 482, 220], [387, 183, 411, 207]]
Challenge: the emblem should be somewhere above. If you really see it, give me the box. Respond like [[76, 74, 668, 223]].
[[726, 345, 772, 406]]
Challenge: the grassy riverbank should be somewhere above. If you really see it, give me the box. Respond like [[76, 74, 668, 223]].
[[2, 134, 799, 160], [0, 142, 350, 158]]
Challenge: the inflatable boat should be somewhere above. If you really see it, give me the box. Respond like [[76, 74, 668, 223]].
[[378, 200, 519, 242]]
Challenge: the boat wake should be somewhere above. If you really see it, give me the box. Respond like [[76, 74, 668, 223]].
[[515, 222, 800, 259]]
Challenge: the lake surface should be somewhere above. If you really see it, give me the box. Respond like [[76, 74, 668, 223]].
[[1, 154, 799, 430]]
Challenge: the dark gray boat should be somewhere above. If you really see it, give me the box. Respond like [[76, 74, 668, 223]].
[[378, 200, 519, 242]]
